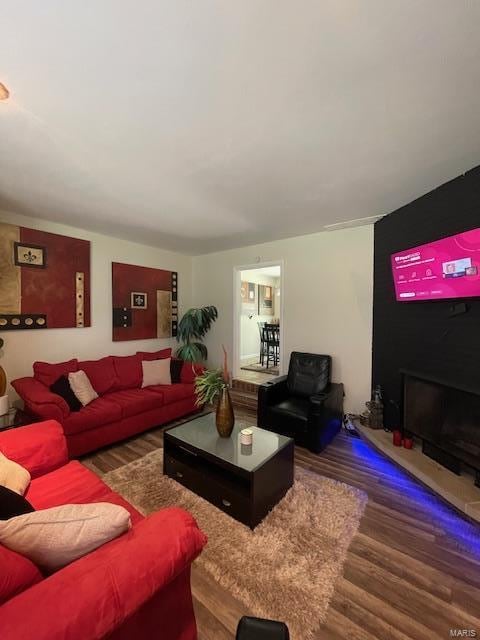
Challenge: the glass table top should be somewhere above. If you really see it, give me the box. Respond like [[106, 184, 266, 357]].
[[0, 408, 30, 430], [166, 412, 292, 472]]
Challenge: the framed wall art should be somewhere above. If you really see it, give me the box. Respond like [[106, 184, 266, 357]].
[[131, 292, 148, 309], [112, 262, 178, 341], [241, 281, 256, 315], [258, 284, 274, 316], [0, 222, 91, 330], [13, 242, 47, 268]]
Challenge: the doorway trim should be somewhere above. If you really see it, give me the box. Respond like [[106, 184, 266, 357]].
[[232, 260, 285, 379]]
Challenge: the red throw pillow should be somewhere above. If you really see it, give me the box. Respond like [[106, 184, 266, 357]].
[[181, 362, 204, 384], [112, 355, 142, 390], [78, 356, 118, 396], [0, 544, 43, 605], [136, 348, 172, 362], [33, 359, 78, 388]]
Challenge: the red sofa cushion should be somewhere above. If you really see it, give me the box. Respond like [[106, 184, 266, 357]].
[[180, 362, 204, 384], [78, 356, 118, 395], [105, 389, 163, 418], [0, 508, 206, 640], [33, 359, 78, 388], [12, 378, 70, 418], [25, 460, 144, 525], [112, 355, 142, 390], [26, 460, 108, 506], [136, 348, 172, 362], [0, 546, 43, 605], [148, 383, 195, 405], [0, 421, 68, 479], [62, 397, 122, 435]]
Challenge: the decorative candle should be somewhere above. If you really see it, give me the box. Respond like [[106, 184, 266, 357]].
[[240, 428, 253, 445], [403, 437, 413, 450], [393, 430, 402, 446]]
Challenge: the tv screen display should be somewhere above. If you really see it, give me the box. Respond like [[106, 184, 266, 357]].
[[391, 227, 480, 302]]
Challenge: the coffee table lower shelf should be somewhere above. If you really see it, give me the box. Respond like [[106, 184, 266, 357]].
[[164, 436, 294, 529]]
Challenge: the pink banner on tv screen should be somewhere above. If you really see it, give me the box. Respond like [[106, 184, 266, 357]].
[[391, 228, 480, 302]]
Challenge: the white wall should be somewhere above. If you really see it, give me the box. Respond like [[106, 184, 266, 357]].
[[240, 269, 280, 360], [192, 226, 373, 413], [0, 210, 373, 413], [0, 210, 192, 402]]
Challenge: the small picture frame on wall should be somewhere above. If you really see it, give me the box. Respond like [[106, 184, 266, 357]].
[[258, 285, 274, 316], [131, 292, 148, 309], [13, 242, 47, 268], [241, 281, 257, 315]]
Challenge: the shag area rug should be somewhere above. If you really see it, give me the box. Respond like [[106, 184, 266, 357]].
[[104, 448, 367, 639]]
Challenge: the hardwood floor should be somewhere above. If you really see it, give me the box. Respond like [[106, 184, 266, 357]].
[[84, 409, 480, 640]]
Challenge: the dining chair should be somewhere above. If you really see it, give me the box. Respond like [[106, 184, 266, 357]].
[[262, 325, 280, 368], [257, 321, 266, 365]]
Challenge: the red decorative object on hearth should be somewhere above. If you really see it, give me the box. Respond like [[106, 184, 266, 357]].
[[403, 437, 413, 450], [393, 430, 402, 446]]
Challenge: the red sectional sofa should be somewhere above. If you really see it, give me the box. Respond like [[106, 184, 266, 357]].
[[0, 420, 207, 640], [12, 349, 204, 457]]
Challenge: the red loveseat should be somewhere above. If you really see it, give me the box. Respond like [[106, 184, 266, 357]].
[[0, 420, 207, 640], [12, 349, 204, 457]]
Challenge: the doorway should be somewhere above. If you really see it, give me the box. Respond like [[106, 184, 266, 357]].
[[233, 262, 284, 384]]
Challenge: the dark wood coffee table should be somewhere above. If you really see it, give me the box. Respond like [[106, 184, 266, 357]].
[[0, 408, 39, 432], [164, 413, 294, 529]]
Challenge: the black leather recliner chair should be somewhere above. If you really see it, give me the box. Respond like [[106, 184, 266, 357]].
[[257, 352, 344, 453], [236, 616, 289, 639]]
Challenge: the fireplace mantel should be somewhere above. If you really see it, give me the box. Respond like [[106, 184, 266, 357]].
[[400, 368, 480, 398]]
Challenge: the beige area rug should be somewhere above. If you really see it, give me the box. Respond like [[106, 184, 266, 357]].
[[104, 449, 367, 640]]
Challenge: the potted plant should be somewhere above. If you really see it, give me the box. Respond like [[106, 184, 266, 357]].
[[194, 346, 234, 437], [194, 369, 225, 405], [0, 338, 8, 416], [175, 305, 218, 362]]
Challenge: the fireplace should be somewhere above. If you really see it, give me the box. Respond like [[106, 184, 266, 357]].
[[402, 371, 480, 486]]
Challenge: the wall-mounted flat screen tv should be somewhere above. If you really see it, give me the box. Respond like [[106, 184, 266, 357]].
[[391, 227, 480, 302]]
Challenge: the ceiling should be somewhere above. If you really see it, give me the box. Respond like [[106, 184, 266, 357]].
[[1, 1, 479, 255]]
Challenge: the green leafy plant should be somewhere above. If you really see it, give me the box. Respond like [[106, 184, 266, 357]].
[[175, 305, 218, 362], [194, 369, 226, 406], [194, 345, 231, 407]]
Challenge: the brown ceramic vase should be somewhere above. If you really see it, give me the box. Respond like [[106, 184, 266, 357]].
[[215, 386, 235, 437]]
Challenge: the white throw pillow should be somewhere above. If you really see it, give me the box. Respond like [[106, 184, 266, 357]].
[[68, 370, 98, 406], [141, 357, 172, 387], [0, 502, 131, 571], [0, 452, 31, 495]]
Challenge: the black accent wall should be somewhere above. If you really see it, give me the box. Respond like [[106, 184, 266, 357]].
[[373, 165, 480, 428]]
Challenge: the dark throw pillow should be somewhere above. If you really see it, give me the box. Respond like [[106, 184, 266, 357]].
[[50, 375, 82, 412], [0, 485, 35, 520], [170, 358, 183, 384]]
